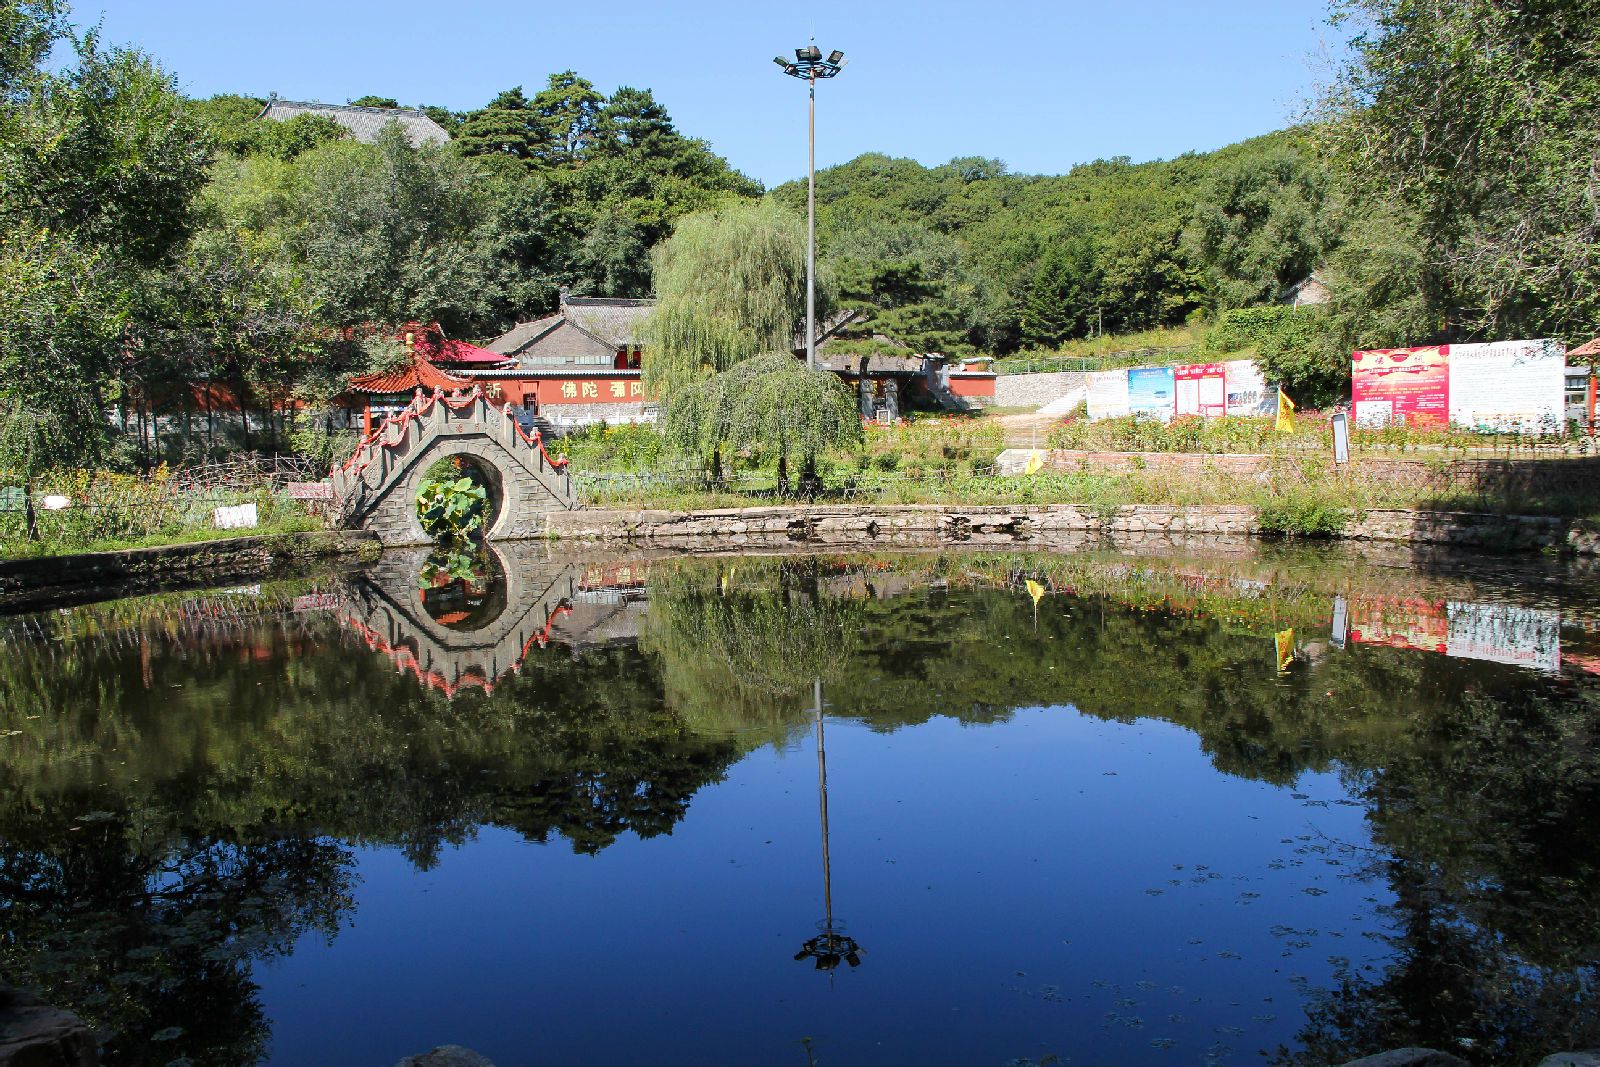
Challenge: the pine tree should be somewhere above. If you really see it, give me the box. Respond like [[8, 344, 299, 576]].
[[454, 87, 544, 166], [1021, 237, 1100, 349]]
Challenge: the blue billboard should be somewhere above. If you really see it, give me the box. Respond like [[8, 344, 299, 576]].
[[1127, 366, 1176, 422]]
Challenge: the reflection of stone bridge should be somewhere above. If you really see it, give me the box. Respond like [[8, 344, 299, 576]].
[[330, 390, 577, 546], [338, 543, 652, 697], [340, 543, 580, 697]]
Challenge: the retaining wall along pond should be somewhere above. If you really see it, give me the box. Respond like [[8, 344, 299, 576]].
[[544, 503, 1599, 555]]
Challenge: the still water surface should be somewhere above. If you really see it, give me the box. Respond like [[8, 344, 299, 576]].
[[2, 542, 1597, 1066]]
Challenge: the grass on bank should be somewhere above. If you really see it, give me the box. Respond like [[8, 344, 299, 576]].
[[0, 514, 324, 560], [566, 421, 1600, 534], [989, 325, 1203, 374], [0, 467, 323, 560]]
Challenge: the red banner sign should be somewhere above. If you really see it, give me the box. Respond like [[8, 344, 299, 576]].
[[1175, 363, 1227, 418], [1351, 346, 1449, 428]]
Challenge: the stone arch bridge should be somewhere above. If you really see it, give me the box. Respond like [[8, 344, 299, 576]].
[[330, 389, 576, 546]]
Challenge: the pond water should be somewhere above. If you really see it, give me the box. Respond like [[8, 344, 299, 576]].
[[3, 540, 1599, 1066]]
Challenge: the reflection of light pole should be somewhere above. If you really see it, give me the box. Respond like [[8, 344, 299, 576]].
[[794, 678, 863, 973], [773, 45, 846, 370]]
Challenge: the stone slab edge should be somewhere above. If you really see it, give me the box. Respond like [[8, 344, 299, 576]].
[[543, 504, 1599, 556], [0, 530, 381, 610]]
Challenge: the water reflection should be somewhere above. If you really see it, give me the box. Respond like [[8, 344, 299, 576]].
[[794, 681, 865, 975], [418, 545, 506, 632], [0, 543, 1597, 1064]]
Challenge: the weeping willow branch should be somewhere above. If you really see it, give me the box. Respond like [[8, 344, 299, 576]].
[[643, 200, 807, 407]]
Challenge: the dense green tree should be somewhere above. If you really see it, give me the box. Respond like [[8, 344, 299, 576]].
[[532, 70, 603, 165], [1021, 235, 1102, 347], [665, 353, 860, 490], [454, 85, 543, 167], [289, 126, 502, 334], [182, 92, 265, 152], [252, 111, 345, 160], [0, 11, 209, 473], [348, 94, 399, 109], [0, 38, 209, 267], [1183, 144, 1332, 310], [0, 231, 121, 522], [593, 86, 675, 157], [778, 135, 1298, 353], [1323, 0, 1600, 341], [0, 0, 65, 100]]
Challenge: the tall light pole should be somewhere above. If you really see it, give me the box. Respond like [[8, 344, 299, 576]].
[[774, 45, 846, 370]]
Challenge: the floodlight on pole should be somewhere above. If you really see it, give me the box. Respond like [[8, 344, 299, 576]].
[[774, 43, 846, 370]]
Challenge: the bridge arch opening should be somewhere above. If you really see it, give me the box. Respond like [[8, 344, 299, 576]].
[[416, 454, 504, 540]]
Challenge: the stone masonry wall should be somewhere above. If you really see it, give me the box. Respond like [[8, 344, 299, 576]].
[[994, 372, 1087, 410], [542, 503, 1598, 556]]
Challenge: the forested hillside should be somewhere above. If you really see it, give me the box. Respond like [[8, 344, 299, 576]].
[[769, 1, 1600, 405], [772, 130, 1324, 357]]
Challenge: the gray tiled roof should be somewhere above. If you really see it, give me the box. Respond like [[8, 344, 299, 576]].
[[485, 298, 866, 366], [818, 353, 929, 376], [562, 297, 655, 347], [259, 99, 450, 147], [485, 313, 564, 356]]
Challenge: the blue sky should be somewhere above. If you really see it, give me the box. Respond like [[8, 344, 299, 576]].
[[88, 0, 1345, 187]]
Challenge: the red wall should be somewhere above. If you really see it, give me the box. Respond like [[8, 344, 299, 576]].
[[947, 373, 997, 398], [485, 374, 648, 406]]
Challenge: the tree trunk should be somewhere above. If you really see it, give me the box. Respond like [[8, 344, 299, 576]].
[[22, 483, 38, 542], [799, 454, 821, 497], [777, 451, 790, 496], [710, 447, 723, 485]]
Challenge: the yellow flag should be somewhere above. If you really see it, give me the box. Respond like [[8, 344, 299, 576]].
[[1275, 628, 1295, 673], [1276, 388, 1296, 433], [1026, 579, 1046, 606], [1024, 449, 1045, 475]]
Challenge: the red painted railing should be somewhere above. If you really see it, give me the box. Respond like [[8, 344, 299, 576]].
[[336, 386, 570, 481]]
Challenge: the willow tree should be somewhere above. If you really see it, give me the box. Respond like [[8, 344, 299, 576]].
[[643, 199, 807, 406], [664, 353, 859, 492], [637, 556, 866, 737]]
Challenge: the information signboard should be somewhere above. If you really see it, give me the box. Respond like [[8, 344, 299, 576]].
[[1175, 363, 1227, 418], [1223, 360, 1274, 417], [1086, 370, 1130, 421], [1127, 366, 1176, 422], [1447, 339, 1565, 433], [1351, 346, 1449, 428]]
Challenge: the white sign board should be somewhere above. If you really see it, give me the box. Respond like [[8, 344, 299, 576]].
[[1445, 601, 1560, 673], [213, 503, 259, 530], [1086, 370, 1130, 422], [1331, 412, 1350, 465], [1224, 360, 1274, 417], [1447, 339, 1566, 433]]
